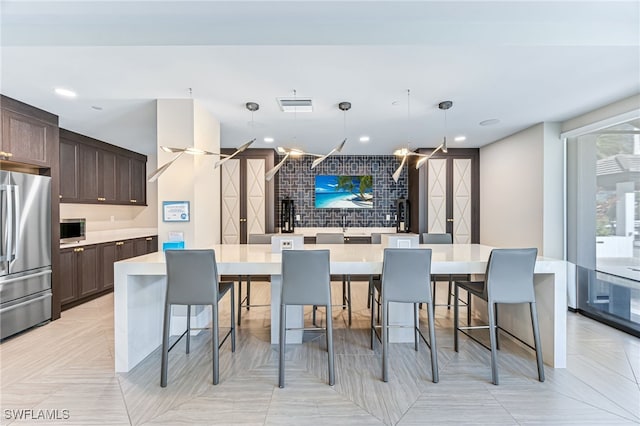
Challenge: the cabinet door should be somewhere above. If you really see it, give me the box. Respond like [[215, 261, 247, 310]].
[[100, 243, 117, 290], [146, 236, 158, 253], [78, 245, 100, 298], [79, 144, 99, 202], [1, 109, 54, 167], [99, 149, 117, 202], [116, 240, 135, 261], [59, 138, 79, 201], [129, 158, 146, 205], [133, 238, 147, 257], [59, 249, 77, 305], [452, 158, 472, 244], [116, 154, 131, 203], [427, 158, 448, 234]]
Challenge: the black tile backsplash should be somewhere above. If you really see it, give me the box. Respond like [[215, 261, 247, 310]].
[[276, 155, 407, 228]]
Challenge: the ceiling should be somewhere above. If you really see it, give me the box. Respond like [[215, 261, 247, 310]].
[[1, 1, 639, 156]]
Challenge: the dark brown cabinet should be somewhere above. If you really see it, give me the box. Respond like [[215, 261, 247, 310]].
[[0, 108, 56, 167], [61, 234, 157, 310], [59, 129, 147, 205], [133, 236, 158, 257], [100, 243, 117, 291], [59, 245, 100, 307]]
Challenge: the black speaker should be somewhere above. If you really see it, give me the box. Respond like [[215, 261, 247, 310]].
[[281, 198, 295, 233], [396, 198, 410, 233]]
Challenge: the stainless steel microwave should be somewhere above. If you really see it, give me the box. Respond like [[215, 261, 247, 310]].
[[60, 218, 86, 243]]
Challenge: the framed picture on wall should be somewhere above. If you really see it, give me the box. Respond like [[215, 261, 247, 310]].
[[163, 201, 190, 222]]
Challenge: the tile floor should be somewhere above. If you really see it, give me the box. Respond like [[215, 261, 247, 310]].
[[1, 280, 639, 425]]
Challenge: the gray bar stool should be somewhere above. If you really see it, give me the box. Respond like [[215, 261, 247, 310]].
[[370, 248, 439, 383], [279, 249, 335, 388], [161, 250, 235, 387], [454, 248, 545, 385], [237, 233, 273, 325], [315, 232, 352, 326]]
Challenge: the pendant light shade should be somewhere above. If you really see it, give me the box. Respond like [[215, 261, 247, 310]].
[[391, 96, 455, 182], [148, 101, 259, 182]]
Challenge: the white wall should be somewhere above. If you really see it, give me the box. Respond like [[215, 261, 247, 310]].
[[155, 99, 220, 248], [480, 122, 564, 257], [480, 124, 545, 252]]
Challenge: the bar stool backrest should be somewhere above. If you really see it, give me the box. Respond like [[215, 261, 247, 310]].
[[485, 248, 537, 304], [422, 233, 452, 244], [248, 234, 274, 244], [165, 250, 218, 305], [281, 250, 331, 306], [381, 248, 433, 303], [316, 233, 345, 244]]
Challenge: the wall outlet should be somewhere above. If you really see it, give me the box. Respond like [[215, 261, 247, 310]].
[[385, 214, 390, 221], [280, 240, 293, 250], [295, 214, 301, 221]]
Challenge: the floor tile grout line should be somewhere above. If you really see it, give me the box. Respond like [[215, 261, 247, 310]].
[[547, 370, 640, 422], [622, 345, 640, 390], [115, 375, 135, 426]]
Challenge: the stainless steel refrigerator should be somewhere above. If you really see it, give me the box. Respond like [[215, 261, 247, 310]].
[[1, 171, 52, 340]]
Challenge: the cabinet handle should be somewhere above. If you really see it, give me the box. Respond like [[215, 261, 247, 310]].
[[115, 241, 124, 246], [0, 151, 13, 158], [447, 218, 454, 222], [59, 195, 62, 199], [145, 237, 153, 241], [73, 247, 84, 252], [130, 199, 137, 203], [97, 197, 106, 201]]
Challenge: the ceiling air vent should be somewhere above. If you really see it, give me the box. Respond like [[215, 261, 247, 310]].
[[277, 97, 313, 113]]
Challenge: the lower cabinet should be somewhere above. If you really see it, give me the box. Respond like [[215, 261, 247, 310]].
[[61, 235, 158, 310]]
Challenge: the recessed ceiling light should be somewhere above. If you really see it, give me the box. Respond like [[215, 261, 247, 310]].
[[359, 136, 370, 142], [54, 88, 77, 98], [454, 135, 466, 142], [264, 137, 274, 143], [479, 118, 500, 126]]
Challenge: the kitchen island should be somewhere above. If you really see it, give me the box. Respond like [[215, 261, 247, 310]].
[[114, 244, 567, 373]]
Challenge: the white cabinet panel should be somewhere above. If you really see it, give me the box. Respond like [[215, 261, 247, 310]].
[[453, 158, 472, 244], [246, 158, 266, 236], [428, 158, 447, 234], [221, 159, 240, 244]]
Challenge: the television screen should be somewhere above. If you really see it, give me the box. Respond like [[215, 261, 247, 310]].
[[315, 175, 373, 209]]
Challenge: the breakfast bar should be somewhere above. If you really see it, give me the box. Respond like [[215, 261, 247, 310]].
[[114, 243, 567, 373]]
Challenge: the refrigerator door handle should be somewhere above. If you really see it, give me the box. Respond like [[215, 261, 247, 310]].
[[1, 184, 13, 263], [11, 185, 20, 261]]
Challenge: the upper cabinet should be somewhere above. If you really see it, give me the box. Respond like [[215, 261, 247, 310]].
[[0, 96, 58, 167], [59, 129, 147, 205]]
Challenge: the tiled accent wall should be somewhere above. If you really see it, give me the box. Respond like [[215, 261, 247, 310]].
[[276, 155, 407, 228]]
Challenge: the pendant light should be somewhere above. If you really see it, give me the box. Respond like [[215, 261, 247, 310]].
[[311, 101, 350, 169], [391, 92, 454, 182], [148, 90, 255, 182], [265, 90, 348, 181]]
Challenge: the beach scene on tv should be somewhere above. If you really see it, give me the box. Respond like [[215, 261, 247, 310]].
[[315, 175, 374, 209]]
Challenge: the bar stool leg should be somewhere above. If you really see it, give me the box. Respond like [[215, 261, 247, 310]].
[[237, 278, 243, 326], [326, 305, 335, 386], [278, 304, 286, 388], [382, 300, 389, 382], [530, 301, 545, 382], [454, 285, 459, 352], [160, 303, 171, 387], [230, 286, 236, 352], [487, 300, 499, 385], [246, 276, 251, 310], [494, 303, 500, 350], [447, 278, 452, 310], [426, 300, 439, 383], [414, 303, 419, 352], [186, 305, 191, 354], [212, 303, 220, 385], [347, 276, 352, 326]]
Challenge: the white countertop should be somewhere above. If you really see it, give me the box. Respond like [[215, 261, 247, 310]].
[[118, 243, 564, 276], [60, 227, 158, 249]]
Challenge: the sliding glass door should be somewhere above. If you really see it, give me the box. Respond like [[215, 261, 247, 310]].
[[568, 119, 640, 335]]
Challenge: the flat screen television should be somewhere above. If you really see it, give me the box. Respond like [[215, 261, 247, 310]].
[[315, 175, 373, 209]]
